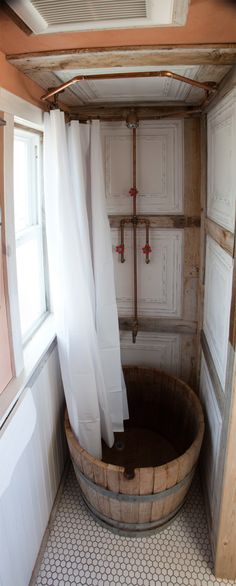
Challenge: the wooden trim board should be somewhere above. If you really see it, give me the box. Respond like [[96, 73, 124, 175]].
[[109, 215, 200, 229], [69, 105, 201, 120], [7, 45, 236, 70], [119, 317, 197, 335], [205, 217, 234, 257], [214, 353, 236, 579]]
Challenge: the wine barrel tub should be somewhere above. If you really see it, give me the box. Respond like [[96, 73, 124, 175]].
[[65, 367, 204, 535]]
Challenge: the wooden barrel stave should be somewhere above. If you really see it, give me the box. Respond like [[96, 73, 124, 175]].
[[72, 459, 195, 526], [65, 367, 204, 535]]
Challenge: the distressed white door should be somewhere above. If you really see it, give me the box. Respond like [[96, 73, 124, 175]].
[[101, 120, 186, 377]]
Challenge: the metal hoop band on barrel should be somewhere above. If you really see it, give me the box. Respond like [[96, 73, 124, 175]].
[[81, 491, 185, 536], [73, 462, 195, 502]]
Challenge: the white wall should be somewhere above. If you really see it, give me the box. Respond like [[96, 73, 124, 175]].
[[0, 344, 67, 586], [0, 91, 67, 586]]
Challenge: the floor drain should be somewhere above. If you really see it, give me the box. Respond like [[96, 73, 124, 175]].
[[115, 440, 125, 451]]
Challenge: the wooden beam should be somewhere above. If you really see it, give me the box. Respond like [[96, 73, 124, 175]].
[[69, 105, 201, 120], [119, 317, 197, 335], [181, 118, 201, 388], [71, 101, 187, 111], [184, 118, 201, 218], [109, 215, 200, 229], [200, 330, 224, 414], [7, 45, 236, 72], [205, 217, 234, 257]]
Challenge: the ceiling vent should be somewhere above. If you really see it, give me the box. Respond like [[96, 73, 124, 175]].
[[5, 0, 190, 34]]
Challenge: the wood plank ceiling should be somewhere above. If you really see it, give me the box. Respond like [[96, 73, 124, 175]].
[[7, 47, 235, 113]]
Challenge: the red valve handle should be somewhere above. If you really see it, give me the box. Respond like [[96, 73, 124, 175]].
[[129, 187, 138, 197], [116, 244, 125, 254], [142, 244, 152, 255]]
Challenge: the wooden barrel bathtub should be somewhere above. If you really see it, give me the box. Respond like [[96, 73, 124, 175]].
[[65, 367, 204, 535]]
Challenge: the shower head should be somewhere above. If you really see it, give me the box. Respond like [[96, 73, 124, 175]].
[[126, 111, 139, 129]]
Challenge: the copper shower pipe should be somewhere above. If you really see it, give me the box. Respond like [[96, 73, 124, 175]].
[[129, 128, 151, 342], [116, 124, 151, 343], [140, 219, 151, 264], [41, 70, 217, 102]]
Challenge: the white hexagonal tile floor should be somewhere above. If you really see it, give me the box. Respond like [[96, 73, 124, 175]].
[[32, 466, 235, 586]]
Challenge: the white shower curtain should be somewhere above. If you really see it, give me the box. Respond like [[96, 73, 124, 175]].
[[44, 110, 128, 459]]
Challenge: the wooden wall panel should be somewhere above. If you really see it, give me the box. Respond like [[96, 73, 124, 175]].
[[207, 89, 236, 232], [182, 119, 201, 388], [203, 236, 233, 388], [120, 331, 181, 377], [182, 227, 200, 322], [103, 118, 200, 386], [102, 120, 183, 214], [200, 354, 222, 523], [112, 227, 183, 318], [201, 85, 236, 579]]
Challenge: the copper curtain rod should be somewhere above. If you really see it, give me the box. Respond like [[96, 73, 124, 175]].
[[41, 70, 217, 102]]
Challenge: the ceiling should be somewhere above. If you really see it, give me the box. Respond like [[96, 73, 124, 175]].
[[1, 1, 236, 112], [11, 64, 231, 108], [1, 0, 236, 56]]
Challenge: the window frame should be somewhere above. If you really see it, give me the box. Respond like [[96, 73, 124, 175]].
[[0, 94, 56, 428], [13, 123, 50, 345]]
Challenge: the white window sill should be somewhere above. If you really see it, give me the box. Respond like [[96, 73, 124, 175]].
[[0, 315, 56, 429]]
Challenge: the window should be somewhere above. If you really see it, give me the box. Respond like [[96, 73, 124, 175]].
[[14, 126, 49, 341]]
